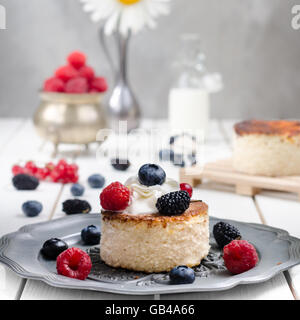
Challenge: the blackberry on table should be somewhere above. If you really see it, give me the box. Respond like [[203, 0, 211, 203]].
[[12, 174, 39, 190], [213, 221, 241, 248], [62, 199, 91, 215], [156, 190, 190, 215]]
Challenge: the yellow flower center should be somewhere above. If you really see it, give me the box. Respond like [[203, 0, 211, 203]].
[[118, 0, 141, 5]]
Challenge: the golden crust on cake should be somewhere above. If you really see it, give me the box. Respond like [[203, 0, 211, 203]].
[[234, 120, 300, 137], [102, 200, 207, 225], [100, 201, 210, 273]]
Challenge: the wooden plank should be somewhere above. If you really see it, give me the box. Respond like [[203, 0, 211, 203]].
[[181, 158, 300, 197], [0, 119, 67, 299]]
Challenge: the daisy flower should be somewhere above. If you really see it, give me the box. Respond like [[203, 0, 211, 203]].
[[80, 0, 171, 35]]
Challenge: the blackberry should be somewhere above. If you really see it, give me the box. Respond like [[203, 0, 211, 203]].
[[111, 158, 131, 171], [62, 199, 91, 215], [156, 191, 190, 215], [213, 221, 241, 248], [12, 174, 39, 190]]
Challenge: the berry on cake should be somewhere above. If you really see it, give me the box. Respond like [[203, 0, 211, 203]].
[[99, 164, 209, 273]]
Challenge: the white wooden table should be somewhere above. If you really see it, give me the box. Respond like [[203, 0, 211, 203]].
[[0, 118, 299, 300]]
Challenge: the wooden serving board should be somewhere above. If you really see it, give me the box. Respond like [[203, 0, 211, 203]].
[[180, 158, 300, 199]]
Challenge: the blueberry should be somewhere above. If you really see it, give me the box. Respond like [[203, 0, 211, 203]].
[[159, 149, 174, 162], [88, 174, 105, 188], [138, 164, 166, 186], [22, 201, 43, 217], [111, 158, 131, 171], [71, 183, 85, 196], [81, 225, 101, 245], [41, 238, 68, 260], [169, 266, 195, 285]]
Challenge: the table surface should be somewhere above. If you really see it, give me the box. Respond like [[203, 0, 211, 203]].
[[0, 118, 299, 300]]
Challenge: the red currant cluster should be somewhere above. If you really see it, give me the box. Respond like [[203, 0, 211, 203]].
[[12, 159, 79, 184]]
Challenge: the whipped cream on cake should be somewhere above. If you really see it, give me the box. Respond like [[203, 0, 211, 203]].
[[124, 176, 179, 214]]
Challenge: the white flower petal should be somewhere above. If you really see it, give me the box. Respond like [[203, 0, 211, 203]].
[[79, 0, 171, 34]]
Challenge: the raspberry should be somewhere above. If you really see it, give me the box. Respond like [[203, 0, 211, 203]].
[[43, 77, 65, 92], [156, 190, 190, 215], [65, 77, 88, 93], [100, 182, 130, 211], [55, 65, 78, 82], [180, 183, 193, 197], [79, 65, 95, 82], [56, 247, 92, 280], [223, 240, 259, 275], [67, 51, 86, 69], [90, 77, 108, 92], [213, 221, 241, 248]]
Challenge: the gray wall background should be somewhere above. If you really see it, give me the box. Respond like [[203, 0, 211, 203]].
[[0, 0, 299, 119]]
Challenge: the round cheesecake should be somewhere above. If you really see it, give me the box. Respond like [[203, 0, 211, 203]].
[[100, 201, 209, 273], [233, 120, 300, 176]]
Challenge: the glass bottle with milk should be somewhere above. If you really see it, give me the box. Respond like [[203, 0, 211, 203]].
[[168, 34, 212, 137]]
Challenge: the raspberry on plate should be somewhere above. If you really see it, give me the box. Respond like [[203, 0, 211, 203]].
[[223, 240, 259, 275], [56, 247, 92, 280], [100, 182, 130, 211], [90, 77, 108, 92], [55, 65, 78, 82], [67, 51, 86, 69], [65, 77, 88, 93], [43, 77, 65, 92], [79, 65, 95, 82]]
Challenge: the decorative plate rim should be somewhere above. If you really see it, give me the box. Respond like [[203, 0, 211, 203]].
[[0, 214, 300, 295]]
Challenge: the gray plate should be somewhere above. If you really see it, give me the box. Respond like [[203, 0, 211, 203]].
[[0, 214, 300, 295]]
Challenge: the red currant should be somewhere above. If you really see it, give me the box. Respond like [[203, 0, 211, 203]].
[[12, 165, 24, 175], [180, 183, 193, 197]]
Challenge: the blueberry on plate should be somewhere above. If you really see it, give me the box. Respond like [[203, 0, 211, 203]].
[[81, 225, 101, 245], [138, 164, 166, 186], [22, 201, 43, 217], [111, 158, 131, 171], [71, 183, 85, 196], [41, 238, 68, 260], [158, 149, 174, 162], [13, 174, 39, 190], [169, 266, 195, 285], [88, 174, 105, 188]]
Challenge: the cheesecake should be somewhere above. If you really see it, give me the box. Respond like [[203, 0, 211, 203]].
[[233, 120, 300, 176], [99, 164, 209, 273]]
